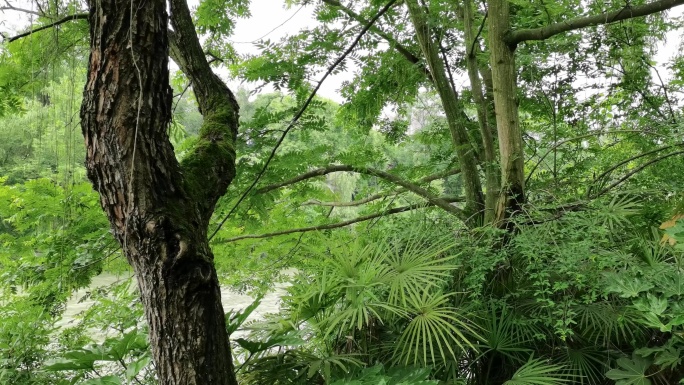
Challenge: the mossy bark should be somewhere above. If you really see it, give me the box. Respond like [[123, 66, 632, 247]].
[[80, 0, 239, 383]]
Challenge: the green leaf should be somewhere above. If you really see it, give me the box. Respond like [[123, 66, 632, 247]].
[[78, 376, 122, 385], [125, 355, 151, 380], [225, 295, 262, 336], [108, 329, 141, 360], [604, 274, 654, 298], [653, 346, 682, 370], [646, 294, 667, 316], [606, 354, 652, 385], [503, 357, 569, 385], [43, 358, 95, 371], [44, 348, 115, 371]]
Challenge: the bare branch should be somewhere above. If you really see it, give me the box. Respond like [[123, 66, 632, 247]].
[[221, 199, 458, 243], [1, 0, 41, 16], [2, 13, 88, 43], [507, 0, 684, 45], [590, 144, 679, 193], [257, 165, 458, 192], [302, 194, 390, 207], [525, 129, 669, 185]]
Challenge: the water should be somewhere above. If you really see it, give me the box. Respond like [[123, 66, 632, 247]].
[[57, 272, 287, 338]]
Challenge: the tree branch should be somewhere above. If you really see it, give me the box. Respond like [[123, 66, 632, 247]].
[[590, 144, 678, 193], [506, 0, 684, 45], [256, 164, 464, 218], [525, 129, 669, 186], [592, 149, 684, 198], [168, 0, 239, 225], [300, 167, 461, 207], [1, 0, 41, 17], [221, 199, 458, 243], [2, 13, 88, 43], [208, 0, 401, 240], [321, 0, 432, 79], [302, 195, 390, 207]]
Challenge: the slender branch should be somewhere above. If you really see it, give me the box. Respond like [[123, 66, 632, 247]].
[[302, 195, 389, 207], [321, 0, 432, 79], [3, 13, 88, 42], [507, 0, 684, 45], [305, 193, 464, 208], [221, 199, 458, 243], [469, 10, 487, 58], [525, 129, 668, 185], [520, 201, 587, 225], [1, 0, 41, 16], [592, 149, 684, 198], [591, 144, 677, 188], [256, 164, 464, 217], [209, 0, 401, 240], [641, 58, 678, 123], [256, 165, 353, 193], [296, 167, 461, 207]]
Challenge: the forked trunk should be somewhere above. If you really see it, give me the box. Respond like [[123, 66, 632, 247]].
[[406, 0, 485, 224], [80, 0, 239, 383]]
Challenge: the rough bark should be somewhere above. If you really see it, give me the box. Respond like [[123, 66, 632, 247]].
[[487, 0, 525, 224], [406, 0, 484, 224], [80, 0, 238, 383]]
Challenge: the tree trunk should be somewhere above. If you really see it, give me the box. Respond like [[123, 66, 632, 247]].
[[406, 0, 484, 224], [80, 0, 239, 383], [486, 0, 525, 225], [461, 0, 500, 224]]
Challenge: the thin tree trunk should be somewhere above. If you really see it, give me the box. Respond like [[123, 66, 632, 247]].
[[461, 0, 500, 224], [486, 0, 525, 224], [80, 0, 239, 383], [406, 0, 484, 224]]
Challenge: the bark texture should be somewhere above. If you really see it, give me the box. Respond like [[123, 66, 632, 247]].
[[80, 0, 239, 383], [487, 0, 525, 224]]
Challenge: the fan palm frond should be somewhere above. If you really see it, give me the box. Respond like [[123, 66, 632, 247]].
[[597, 195, 640, 233], [384, 234, 459, 307], [394, 290, 479, 366], [504, 357, 571, 385], [555, 346, 609, 385], [477, 304, 533, 363], [573, 302, 644, 345]]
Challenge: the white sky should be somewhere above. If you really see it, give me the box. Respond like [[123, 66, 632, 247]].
[[225, 0, 348, 101], [1, 0, 683, 104]]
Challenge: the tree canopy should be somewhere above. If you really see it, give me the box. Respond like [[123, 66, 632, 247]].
[[1, 0, 684, 384]]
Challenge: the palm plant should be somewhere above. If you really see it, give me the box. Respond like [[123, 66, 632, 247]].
[[238, 227, 479, 384]]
